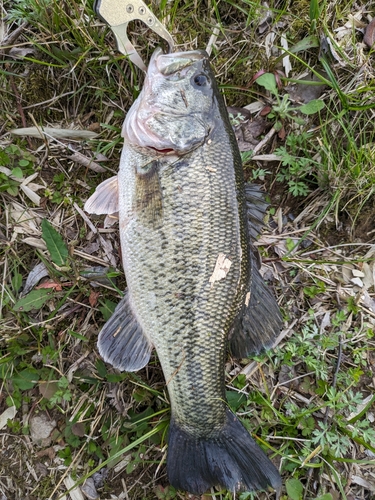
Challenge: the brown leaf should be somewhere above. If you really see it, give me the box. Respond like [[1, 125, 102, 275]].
[[36, 447, 56, 460], [39, 381, 59, 400], [36, 279, 63, 291], [71, 422, 86, 437], [260, 105, 272, 116], [364, 18, 375, 48], [87, 122, 100, 132], [278, 125, 286, 140], [89, 290, 100, 307]]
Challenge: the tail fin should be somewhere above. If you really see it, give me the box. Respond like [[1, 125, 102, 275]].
[[167, 408, 281, 495]]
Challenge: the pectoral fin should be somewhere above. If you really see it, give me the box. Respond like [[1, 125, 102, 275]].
[[98, 291, 152, 371], [84, 176, 119, 215], [134, 160, 163, 227]]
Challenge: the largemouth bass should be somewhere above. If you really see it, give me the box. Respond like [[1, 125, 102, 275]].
[[85, 48, 282, 495]]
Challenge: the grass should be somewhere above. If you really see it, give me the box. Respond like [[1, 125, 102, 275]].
[[1, 0, 375, 498]]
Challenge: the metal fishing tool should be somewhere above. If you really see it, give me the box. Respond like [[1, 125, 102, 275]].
[[94, 0, 174, 71]]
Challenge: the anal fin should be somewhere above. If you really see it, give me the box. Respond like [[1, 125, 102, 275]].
[[98, 291, 152, 371]]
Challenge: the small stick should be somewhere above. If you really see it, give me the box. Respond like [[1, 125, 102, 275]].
[[323, 334, 343, 426], [9, 75, 34, 149], [0, 22, 29, 53], [252, 126, 277, 155]]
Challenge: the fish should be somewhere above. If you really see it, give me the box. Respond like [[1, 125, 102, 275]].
[[84, 47, 283, 495]]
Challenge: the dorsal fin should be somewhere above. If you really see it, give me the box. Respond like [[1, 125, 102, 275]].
[[229, 184, 282, 356], [229, 264, 282, 357], [244, 183, 270, 239]]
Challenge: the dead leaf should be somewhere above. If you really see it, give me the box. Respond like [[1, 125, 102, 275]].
[[64, 475, 85, 500], [352, 269, 365, 277], [360, 290, 375, 313], [19, 184, 41, 206], [265, 31, 276, 58], [22, 237, 47, 250], [257, 8, 272, 34], [350, 277, 363, 287], [39, 381, 59, 400], [9, 46, 37, 58], [36, 447, 56, 460], [81, 478, 99, 500], [319, 311, 331, 334], [22, 261, 49, 296], [362, 262, 374, 289], [345, 12, 367, 29], [278, 125, 286, 140], [342, 263, 354, 284], [36, 280, 63, 291], [71, 422, 86, 437], [260, 105, 272, 116], [0, 406, 17, 430], [350, 475, 375, 492], [280, 34, 292, 76], [89, 290, 100, 307], [364, 18, 375, 48], [285, 73, 327, 104], [9, 202, 42, 240]]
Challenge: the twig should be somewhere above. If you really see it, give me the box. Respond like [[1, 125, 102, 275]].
[[0, 22, 29, 53], [252, 126, 277, 155], [68, 149, 106, 173], [73, 202, 98, 234], [206, 23, 220, 56], [332, 335, 343, 388], [323, 334, 343, 425], [9, 75, 34, 149]]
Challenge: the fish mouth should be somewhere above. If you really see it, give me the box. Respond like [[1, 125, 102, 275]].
[[148, 146, 176, 154], [123, 47, 212, 154], [154, 49, 207, 76], [149, 47, 208, 78]]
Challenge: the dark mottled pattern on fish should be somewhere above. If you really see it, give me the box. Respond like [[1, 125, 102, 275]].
[[121, 118, 248, 434]]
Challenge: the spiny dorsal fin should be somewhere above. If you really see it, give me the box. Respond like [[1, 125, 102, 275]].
[[244, 183, 270, 239], [230, 185, 282, 356], [98, 291, 153, 371]]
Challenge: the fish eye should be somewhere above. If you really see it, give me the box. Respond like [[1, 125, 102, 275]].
[[192, 73, 210, 87]]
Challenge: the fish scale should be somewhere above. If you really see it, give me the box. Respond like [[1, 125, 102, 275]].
[[85, 47, 282, 495], [120, 135, 244, 434]]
